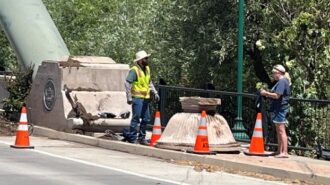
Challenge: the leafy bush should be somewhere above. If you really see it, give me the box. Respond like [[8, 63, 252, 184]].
[[2, 66, 33, 121]]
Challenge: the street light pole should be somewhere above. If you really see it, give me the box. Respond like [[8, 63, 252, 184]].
[[232, 0, 249, 140]]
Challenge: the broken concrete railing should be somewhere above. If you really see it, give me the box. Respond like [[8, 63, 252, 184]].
[[179, 97, 221, 113]]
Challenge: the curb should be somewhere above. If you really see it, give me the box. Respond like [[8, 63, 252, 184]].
[[34, 126, 329, 185]]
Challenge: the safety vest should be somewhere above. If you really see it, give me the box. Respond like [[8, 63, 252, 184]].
[[131, 65, 151, 99]]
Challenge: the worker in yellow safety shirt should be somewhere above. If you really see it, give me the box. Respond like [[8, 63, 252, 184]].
[[123, 50, 160, 145]]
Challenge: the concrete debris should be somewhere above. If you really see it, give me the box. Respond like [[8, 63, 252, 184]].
[[156, 113, 240, 152], [64, 85, 99, 125], [59, 57, 85, 69], [103, 129, 124, 141], [180, 97, 221, 113]]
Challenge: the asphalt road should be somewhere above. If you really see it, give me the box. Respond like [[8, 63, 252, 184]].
[[0, 143, 177, 185], [0, 137, 289, 185]]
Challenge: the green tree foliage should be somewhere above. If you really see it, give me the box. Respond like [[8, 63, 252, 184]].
[[245, 0, 330, 99], [41, 0, 240, 88], [2, 67, 33, 121], [42, 0, 158, 66], [245, 0, 330, 152], [40, 0, 330, 98], [0, 0, 328, 97], [151, 1, 239, 89], [0, 30, 18, 71]]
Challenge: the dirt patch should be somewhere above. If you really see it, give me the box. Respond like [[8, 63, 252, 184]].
[[168, 160, 323, 185], [0, 116, 17, 136]]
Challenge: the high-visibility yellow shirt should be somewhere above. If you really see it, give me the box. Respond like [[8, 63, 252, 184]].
[[131, 65, 151, 99]]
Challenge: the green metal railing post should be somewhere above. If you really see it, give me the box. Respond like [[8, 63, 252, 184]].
[[232, 0, 249, 140]]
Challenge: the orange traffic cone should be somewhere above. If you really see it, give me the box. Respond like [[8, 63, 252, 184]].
[[10, 106, 34, 149], [150, 111, 162, 146], [191, 111, 215, 154], [244, 112, 269, 156]]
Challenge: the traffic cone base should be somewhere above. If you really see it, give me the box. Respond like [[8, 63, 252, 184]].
[[243, 149, 272, 156], [10, 145, 35, 149], [11, 106, 34, 149], [188, 150, 217, 155]]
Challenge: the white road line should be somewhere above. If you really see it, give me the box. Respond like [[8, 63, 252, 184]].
[[0, 140, 189, 185], [0, 140, 12, 145]]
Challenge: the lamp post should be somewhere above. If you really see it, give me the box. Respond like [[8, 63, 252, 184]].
[[232, 0, 249, 140]]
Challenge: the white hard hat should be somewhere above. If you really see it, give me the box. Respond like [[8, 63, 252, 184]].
[[134, 50, 151, 62], [273, 64, 286, 73]]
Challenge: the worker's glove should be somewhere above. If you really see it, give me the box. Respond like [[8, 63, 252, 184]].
[[154, 93, 160, 102], [127, 96, 133, 105]]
